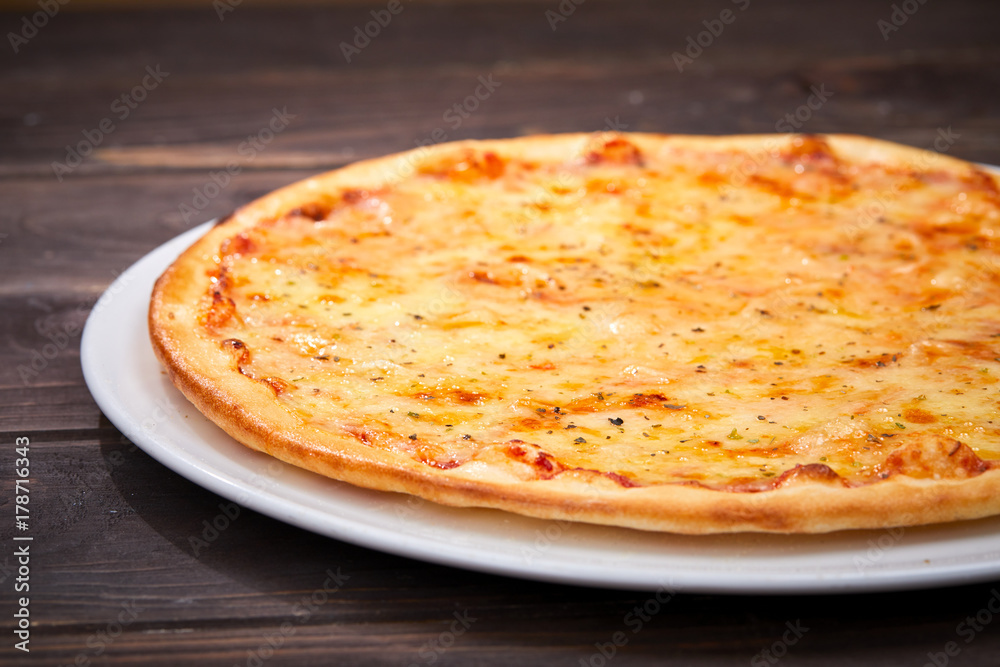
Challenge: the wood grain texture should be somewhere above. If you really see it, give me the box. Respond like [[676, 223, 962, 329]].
[[2, 0, 1000, 664]]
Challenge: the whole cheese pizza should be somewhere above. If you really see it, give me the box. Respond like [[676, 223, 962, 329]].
[[149, 132, 1000, 534]]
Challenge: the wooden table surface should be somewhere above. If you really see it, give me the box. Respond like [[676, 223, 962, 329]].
[[3, 1, 1000, 664]]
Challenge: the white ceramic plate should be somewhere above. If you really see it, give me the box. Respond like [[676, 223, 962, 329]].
[[81, 221, 1000, 594]]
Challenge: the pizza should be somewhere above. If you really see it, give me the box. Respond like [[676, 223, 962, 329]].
[[149, 132, 1000, 534]]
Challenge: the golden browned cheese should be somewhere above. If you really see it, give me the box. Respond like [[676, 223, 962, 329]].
[[150, 133, 1000, 533]]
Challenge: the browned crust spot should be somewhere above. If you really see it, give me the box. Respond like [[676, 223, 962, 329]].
[[585, 135, 644, 166]]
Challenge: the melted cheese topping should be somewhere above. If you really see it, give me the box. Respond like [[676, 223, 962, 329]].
[[198, 135, 1000, 490]]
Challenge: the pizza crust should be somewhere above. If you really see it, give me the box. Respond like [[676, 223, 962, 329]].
[[150, 132, 1000, 534]]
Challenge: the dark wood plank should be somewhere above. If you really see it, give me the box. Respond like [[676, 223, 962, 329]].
[[3, 0, 1000, 174]]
